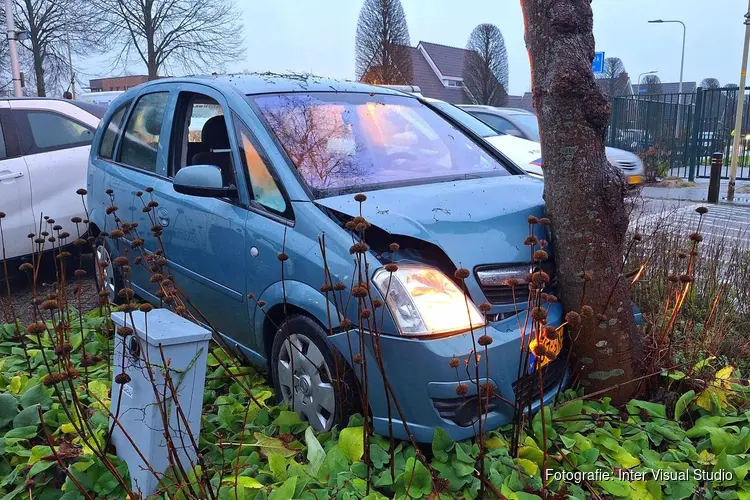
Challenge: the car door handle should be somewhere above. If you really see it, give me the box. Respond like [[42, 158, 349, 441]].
[[0, 172, 24, 181], [156, 208, 170, 227]]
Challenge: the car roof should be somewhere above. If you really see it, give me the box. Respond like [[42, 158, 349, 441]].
[[3, 97, 106, 119], [136, 73, 408, 97], [459, 105, 532, 116]]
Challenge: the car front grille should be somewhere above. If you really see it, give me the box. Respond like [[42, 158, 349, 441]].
[[512, 342, 568, 407], [615, 160, 639, 170], [476, 261, 558, 306], [432, 392, 499, 427]]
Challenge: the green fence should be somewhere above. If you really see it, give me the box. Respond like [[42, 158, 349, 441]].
[[607, 87, 750, 181]]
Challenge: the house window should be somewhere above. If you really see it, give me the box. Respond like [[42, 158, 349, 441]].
[[445, 80, 462, 87]]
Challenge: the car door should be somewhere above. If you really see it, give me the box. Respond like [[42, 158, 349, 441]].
[[10, 100, 98, 234], [153, 84, 249, 339], [471, 112, 525, 139], [0, 102, 34, 261]]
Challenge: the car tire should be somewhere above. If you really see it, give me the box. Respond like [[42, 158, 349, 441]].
[[271, 315, 359, 432], [93, 237, 124, 304]]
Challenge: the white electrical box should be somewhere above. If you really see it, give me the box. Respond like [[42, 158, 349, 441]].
[[110, 309, 211, 496]]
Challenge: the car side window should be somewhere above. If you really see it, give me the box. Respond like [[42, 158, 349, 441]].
[[473, 113, 518, 136], [234, 116, 289, 217], [14, 110, 94, 155], [99, 102, 131, 159], [0, 119, 7, 160], [119, 92, 169, 173]]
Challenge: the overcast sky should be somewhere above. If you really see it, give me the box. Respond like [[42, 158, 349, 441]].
[[84, 0, 748, 95]]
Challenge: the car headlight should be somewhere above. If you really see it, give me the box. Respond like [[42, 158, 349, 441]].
[[372, 264, 485, 337]]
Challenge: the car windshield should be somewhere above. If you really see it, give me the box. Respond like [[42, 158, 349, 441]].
[[252, 92, 511, 198], [512, 114, 541, 142], [427, 101, 498, 138]]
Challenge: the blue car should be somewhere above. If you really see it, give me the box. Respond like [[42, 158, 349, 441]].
[[87, 75, 566, 442]]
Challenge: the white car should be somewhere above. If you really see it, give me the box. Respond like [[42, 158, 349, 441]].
[[0, 99, 104, 261]]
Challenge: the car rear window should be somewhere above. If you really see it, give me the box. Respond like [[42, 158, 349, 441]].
[[70, 101, 108, 119], [252, 92, 511, 198]]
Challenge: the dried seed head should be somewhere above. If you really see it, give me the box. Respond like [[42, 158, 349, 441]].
[[478, 302, 492, 313], [449, 357, 460, 369], [277, 252, 289, 261], [98, 290, 110, 298], [150, 273, 164, 283], [340, 318, 353, 329], [389, 242, 400, 252], [352, 353, 363, 364], [80, 354, 104, 367], [40, 299, 58, 310], [106, 206, 118, 215], [73, 238, 87, 247], [76, 188, 87, 195], [147, 201, 159, 208], [47, 237, 56, 243], [333, 282, 346, 291], [247, 293, 255, 300], [117, 326, 134, 337], [320, 283, 333, 293], [139, 303, 154, 313], [113, 256, 129, 266], [256, 300, 266, 308], [524, 235, 539, 246], [696, 206, 708, 215], [361, 308, 371, 319], [175, 305, 186, 314], [109, 229, 124, 238], [633, 233, 643, 242], [43, 372, 68, 386], [74, 269, 87, 278], [454, 268, 470, 280], [351, 285, 368, 298], [354, 193, 367, 202], [130, 238, 145, 248], [531, 272, 550, 288], [136, 191, 143, 197], [677, 251, 687, 259], [26, 322, 46, 335], [344, 221, 355, 230], [528, 215, 539, 224], [545, 294, 558, 303], [31, 297, 43, 306], [596, 313, 608, 322], [539, 217, 551, 226], [543, 325, 558, 341], [52, 224, 62, 231], [18, 262, 33, 272], [142, 206, 152, 213], [689, 232, 703, 243], [145, 187, 154, 193], [533, 250, 548, 262], [119, 303, 137, 313], [372, 299, 383, 309], [54, 343, 73, 356], [355, 223, 368, 232], [565, 311, 581, 326], [503, 278, 519, 287], [667, 274, 680, 283], [349, 242, 369, 254], [679, 274, 694, 283], [532, 306, 547, 322], [34, 237, 45, 244], [531, 343, 547, 358], [384, 263, 398, 273], [478, 334, 493, 346], [114, 373, 131, 384], [117, 288, 135, 300], [455, 383, 469, 396], [581, 305, 594, 318]]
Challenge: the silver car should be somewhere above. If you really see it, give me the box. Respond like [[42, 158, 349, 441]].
[[459, 105, 645, 185]]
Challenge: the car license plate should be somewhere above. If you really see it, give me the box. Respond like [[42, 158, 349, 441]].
[[528, 333, 563, 373], [628, 175, 643, 185]]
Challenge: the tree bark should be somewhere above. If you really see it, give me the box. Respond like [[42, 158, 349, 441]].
[[520, 0, 642, 403]]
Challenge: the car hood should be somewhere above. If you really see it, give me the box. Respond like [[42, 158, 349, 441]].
[[485, 135, 642, 175], [316, 175, 547, 270]]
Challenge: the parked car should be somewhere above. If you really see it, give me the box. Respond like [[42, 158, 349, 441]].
[[0, 98, 104, 262], [87, 75, 566, 442], [77, 91, 125, 108], [460, 105, 645, 185]]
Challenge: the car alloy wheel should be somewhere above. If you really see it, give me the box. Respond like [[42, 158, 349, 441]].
[[276, 333, 336, 432], [95, 244, 117, 303]]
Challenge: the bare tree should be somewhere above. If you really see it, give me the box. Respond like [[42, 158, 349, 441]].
[[643, 74, 663, 95], [701, 78, 721, 89], [725, 83, 739, 89], [520, 0, 641, 402], [462, 23, 509, 106], [597, 56, 630, 97], [355, 0, 412, 85], [1, 1, 98, 96], [93, 0, 245, 80]]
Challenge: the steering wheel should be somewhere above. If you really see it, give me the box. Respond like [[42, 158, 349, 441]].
[[386, 151, 418, 164]]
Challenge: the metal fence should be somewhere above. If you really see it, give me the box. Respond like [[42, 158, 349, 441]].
[[607, 87, 750, 181]]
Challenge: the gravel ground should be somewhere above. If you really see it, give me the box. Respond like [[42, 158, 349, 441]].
[[1, 263, 100, 326]]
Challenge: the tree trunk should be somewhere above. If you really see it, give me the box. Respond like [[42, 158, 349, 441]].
[[31, 36, 46, 97], [144, 1, 158, 80], [520, 0, 642, 403]]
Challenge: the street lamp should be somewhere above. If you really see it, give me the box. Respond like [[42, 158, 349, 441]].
[[648, 20, 686, 96], [650, 19, 686, 138]]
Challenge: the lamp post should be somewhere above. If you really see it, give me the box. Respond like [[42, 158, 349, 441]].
[[727, 2, 750, 202], [5, 0, 23, 97], [649, 20, 686, 137], [637, 71, 658, 93]]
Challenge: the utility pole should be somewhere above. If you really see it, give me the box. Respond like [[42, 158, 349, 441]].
[[728, 2, 750, 202], [5, 0, 22, 97]]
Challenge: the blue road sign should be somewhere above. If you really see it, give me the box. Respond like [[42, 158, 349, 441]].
[[592, 52, 605, 74]]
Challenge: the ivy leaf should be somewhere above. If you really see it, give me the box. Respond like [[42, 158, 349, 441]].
[[338, 426, 364, 463], [0, 393, 19, 427], [596, 479, 631, 497], [432, 427, 454, 463], [304, 426, 325, 476], [87, 381, 109, 403], [4, 425, 38, 439], [19, 384, 52, 410], [707, 428, 734, 455], [399, 457, 432, 497], [513, 493, 542, 500], [253, 432, 299, 458], [627, 400, 667, 419], [273, 411, 302, 429], [674, 390, 695, 421], [268, 476, 296, 500], [13, 406, 40, 429]]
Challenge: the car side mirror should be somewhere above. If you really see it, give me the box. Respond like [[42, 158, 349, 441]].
[[173, 165, 238, 198], [506, 129, 523, 138]]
